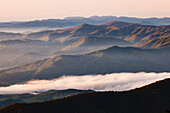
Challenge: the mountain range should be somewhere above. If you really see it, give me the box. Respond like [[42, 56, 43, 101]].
[[0, 21, 169, 86], [1, 21, 167, 69], [0, 78, 169, 113], [0, 16, 170, 30], [0, 46, 169, 86], [1, 21, 169, 47], [0, 17, 170, 112], [1, 21, 169, 45]]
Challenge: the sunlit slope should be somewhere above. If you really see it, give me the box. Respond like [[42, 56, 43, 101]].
[[0, 21, 169, 49], [136, 36, 170, 48], [1, 21, 169, 44], [25, 22, 170, 44]]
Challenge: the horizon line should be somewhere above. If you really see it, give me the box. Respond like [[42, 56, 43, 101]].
[[1, 15, 170, 23]]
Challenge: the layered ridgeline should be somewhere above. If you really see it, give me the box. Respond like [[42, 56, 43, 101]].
[[0, 89, 94, 109], [0, 21, 133, 69], [0, 78, 170, 113], [1, 21, 169, 69], [0, 16, 170, 29], [0, 21, 169, 84], [0, 39, 57, 70], [136, 36, 170, 49], [20, 21, 170, 44], [0, 46, 169, 86], [0, 32, 22, 40], [0, 21, 169, 46]]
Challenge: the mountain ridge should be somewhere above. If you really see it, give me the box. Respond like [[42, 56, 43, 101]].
[[0, 16, 170, 29], [0, 78, 169, 113], [0, 21, 169, 71], [0, 89, 94, 109], [0, 46, 169, 86]]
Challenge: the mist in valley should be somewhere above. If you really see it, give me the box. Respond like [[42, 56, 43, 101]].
[[0, 27, 70, 34], [0, 20, 169, 91], [0, 72, 169, 94]]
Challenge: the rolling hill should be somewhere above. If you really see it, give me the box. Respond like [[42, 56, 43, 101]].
[[0, 46, 169, 86], [0, 32, 22, 41], [1, 21, 169, 44], [19, 21, 170, 49], [0, 39, 57, 69], [0, 17, 169, 113], [0, 78, 169, 113], [61, 36, 131, 54], [0, 21, 169, 73], [0, 21, 169, 47]]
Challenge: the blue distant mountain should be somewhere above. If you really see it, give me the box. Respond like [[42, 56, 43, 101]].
[[0, 16, 169, 29]]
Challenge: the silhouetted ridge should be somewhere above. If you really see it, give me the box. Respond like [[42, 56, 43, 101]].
[[0, 89, 94, 109]]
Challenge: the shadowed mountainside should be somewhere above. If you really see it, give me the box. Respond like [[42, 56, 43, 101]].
[[0, 39, 57, 69], [0, 78, 169, 113], [0, 89, 94, 109], [0, 46, 169, 86]]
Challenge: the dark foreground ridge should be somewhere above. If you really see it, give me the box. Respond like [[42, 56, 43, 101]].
[[0, 78, 170, 113], [0, 89, 94, 109]]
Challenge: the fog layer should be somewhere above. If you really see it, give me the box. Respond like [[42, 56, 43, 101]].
[[0, 72, 170, 94]]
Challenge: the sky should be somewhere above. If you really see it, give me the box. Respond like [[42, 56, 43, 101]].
[[0, 0, 170, 22]]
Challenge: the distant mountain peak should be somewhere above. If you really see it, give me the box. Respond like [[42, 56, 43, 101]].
[[77, 23, 93, 28], [70, 23, 103, 34], [102, 21, 130, 28], [64, 16, 86, 20]]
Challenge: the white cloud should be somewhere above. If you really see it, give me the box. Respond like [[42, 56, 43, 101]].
[[0, 72, 170, 94]]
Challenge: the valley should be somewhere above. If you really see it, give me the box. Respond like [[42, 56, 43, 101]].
[[0, 17, 169, 112]]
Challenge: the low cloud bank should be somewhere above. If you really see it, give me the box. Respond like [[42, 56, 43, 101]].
[[0, 72, 170, 94]]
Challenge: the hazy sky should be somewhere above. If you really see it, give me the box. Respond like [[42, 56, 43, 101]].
[[0, 0, 170, 22]]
